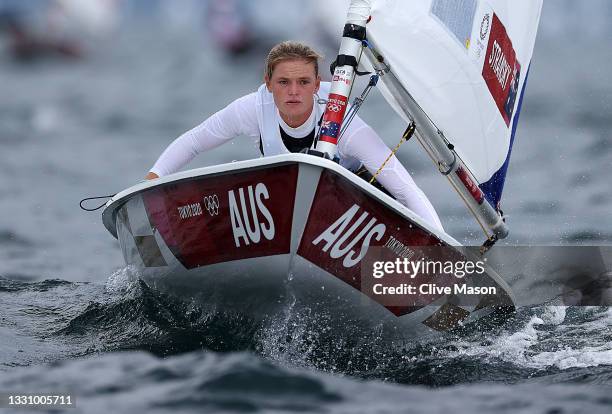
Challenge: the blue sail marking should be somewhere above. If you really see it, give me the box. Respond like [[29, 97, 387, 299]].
[[479, 65, 531, 209]]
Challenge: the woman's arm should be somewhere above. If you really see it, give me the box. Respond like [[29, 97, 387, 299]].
[[146, 93, 258, 178], [340, 118, 444, 232]]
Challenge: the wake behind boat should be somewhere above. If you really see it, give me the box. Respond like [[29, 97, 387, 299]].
[[102, 0, 542, 341]]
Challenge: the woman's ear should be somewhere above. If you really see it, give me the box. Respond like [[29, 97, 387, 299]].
[[265, 75, 271, 92]]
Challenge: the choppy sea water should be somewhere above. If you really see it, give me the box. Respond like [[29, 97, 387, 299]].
[[1, 2, 612, 413], [1, 275, 611, 413]]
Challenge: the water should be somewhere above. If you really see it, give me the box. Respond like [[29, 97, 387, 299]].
[[1, 2, 612, 413], [1, 276, 611, 413]]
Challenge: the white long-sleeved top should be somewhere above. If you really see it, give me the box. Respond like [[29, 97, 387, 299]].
[[150, 89, 443, 232]]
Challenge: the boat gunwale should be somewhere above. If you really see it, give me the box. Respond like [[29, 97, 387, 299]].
[[102, 153, 458, 247]]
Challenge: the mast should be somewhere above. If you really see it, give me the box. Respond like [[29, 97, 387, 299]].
[[313, 0, 370, 160]]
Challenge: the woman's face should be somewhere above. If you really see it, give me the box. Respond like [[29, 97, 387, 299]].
[[265, 59, 320, 127]]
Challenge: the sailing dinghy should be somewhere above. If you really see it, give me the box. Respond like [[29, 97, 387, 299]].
[[102, 0, 542, 339]]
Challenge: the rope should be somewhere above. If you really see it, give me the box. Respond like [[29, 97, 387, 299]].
[[79, 195, 115, 212], [370, 122, 415, 184], [339, 74, 378, 140]]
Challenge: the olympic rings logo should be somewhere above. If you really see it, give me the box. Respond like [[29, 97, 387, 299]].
[[327, 103, 342, 113], [203, 194, 220, 216]]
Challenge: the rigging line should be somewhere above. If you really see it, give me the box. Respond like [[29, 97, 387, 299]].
[[79, 195, 115, 212], [381, 122, 491, 239], [338, 45, 371, 140], [362, 41, 494, 239], [369, 122, 415, 184], [314, 92, 327, 148], [339, 74, 379, 141]]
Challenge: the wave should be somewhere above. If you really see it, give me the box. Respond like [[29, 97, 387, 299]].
[[2, 269, 611, 387], [1, 349, 611, 414]]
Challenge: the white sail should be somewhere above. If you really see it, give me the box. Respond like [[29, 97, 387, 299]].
[[364, 0, 542, 207], [55, 0, 119, 35]]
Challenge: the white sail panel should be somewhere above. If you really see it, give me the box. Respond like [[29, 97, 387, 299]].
[[56, 0, 119, 35], [366, 0, 542, 186]]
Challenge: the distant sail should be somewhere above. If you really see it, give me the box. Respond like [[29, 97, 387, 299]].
[[366, 0, 542, 208], [55, 0, 119, 35]]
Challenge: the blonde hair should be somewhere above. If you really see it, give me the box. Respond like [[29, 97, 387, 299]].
[[265, 41, 322, 79]]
